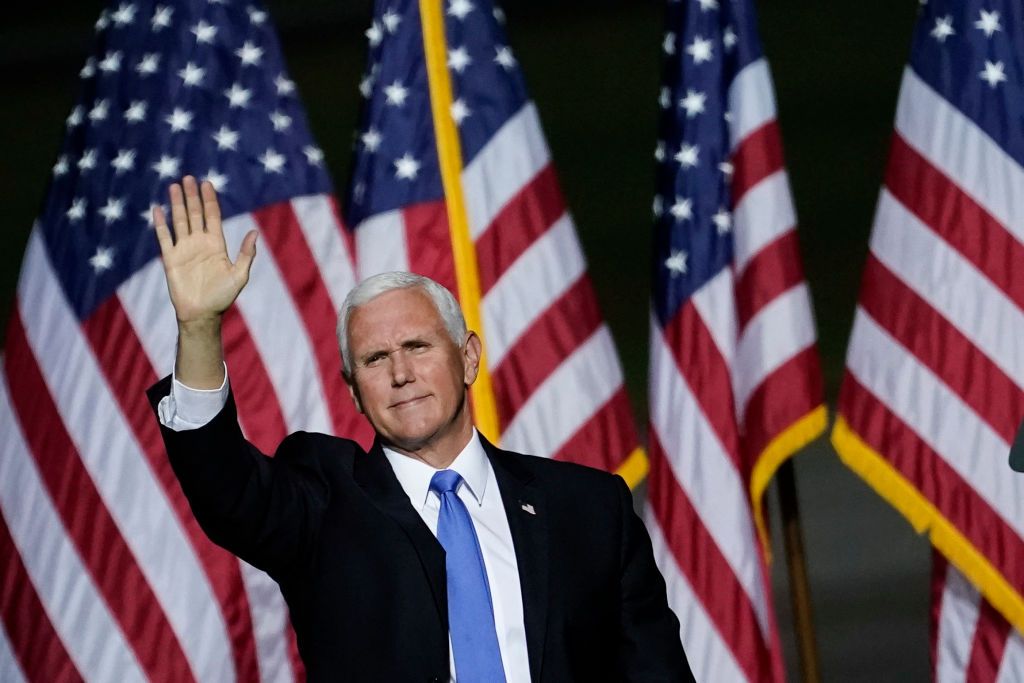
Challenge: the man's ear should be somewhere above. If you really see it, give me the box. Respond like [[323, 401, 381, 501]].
[[463, 331, 482, 386], [346, 375, 364, 414]]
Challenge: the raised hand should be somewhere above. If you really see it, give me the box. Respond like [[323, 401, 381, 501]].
[[154, 176, 257, 326], [154, 176, 257, 388]]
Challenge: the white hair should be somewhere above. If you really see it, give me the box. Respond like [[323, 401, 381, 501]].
[[336, 271, 468, 377]]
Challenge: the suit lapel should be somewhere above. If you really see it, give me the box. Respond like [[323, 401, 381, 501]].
[[484, 438, 549, 682], [353, 441, 448, 625]]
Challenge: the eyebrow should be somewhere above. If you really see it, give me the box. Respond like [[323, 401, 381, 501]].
[[357, 335, 434, 364]]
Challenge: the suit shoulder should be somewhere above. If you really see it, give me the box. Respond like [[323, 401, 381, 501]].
[[276, 431, 363, 471], [501, 449, 625, 493]]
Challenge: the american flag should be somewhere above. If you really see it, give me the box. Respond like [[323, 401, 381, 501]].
[[0, 1, 370, 680], [344, 0, 645, 478], [645, 0, 826, 680], [831, 0, 1024, 680]]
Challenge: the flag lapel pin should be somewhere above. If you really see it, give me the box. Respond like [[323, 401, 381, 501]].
[[520, 502, 536, 516]]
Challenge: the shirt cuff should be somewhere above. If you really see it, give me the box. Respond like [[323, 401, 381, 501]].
[[156, 363, 229, 431]]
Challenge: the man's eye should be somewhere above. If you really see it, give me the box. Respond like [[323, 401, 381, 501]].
[[365, 354, 386, 366]]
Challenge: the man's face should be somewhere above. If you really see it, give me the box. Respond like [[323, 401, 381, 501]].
[[346, 287, 479, 454]]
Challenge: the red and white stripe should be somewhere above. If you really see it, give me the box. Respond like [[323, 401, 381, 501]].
[[0, 194, 367, 681], [355, 102, 639, 469], [646, 57, 823, 682], [837, 67, 1024, 680]]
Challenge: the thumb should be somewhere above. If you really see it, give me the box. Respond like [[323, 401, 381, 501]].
[[233, 229, 258, 285]]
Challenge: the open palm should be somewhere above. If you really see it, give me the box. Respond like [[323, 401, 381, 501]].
[[153, 176, 257, 325]]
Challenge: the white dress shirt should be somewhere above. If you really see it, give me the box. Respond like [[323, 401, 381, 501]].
[[158, 370, 532, 682]]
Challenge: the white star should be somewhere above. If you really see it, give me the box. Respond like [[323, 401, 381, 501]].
[[275, 73, 296, 96], [359, 73, 376, 98], [203, 169, 228, 192], [95, 11, 110, 31], [669, 197, 693, 221], [451, 98, 471, 125], [448, 0, 474, 20], [269, 110, 292, 131], [212, 124, 239, 150], [663, 32, 676, 55], [88, 99, 109, 123], [975, 10, 1001, 37], [89, 246, 115, 273], [152, 154, 181, 178], [654, 141, 666, 162], [141, 204, 166, 228], [723, 26, 738, 51], [659, 86, 672, 109], [151, 5, 173, 30], [381, 9, 401, 33], [247, 6, 267, 24], [679, 89, 706, 117], [124, 100, 146, 123], [712, 208, 732, 234], [674, 142, 699, 169], [98, 197, 125, 224], [192, 20, 217, 44], [686, 35, 714, 64], [366, 21, 383, 47], [665, 250, 688, 275], [80, 58, 96, 79], [494, 45, 516, 69], [136, 53, 160, 75], [697, 0, 718, 10], [448, 46, 472, 73], [236, 41, 264, 66], [67, 198, 87, 221], [980, 60, 1007, 88], [99, 50, 122, 73], [259, 148, 286, 173], [111, 149, 136, 173], [303, 146, 324, 166], [165, 107, 193, 132], [224, 83, 253, 108], [78, 149, 98, 172], [67, 106, 84, 128], [718, 161, 734, 178], [652, 195, 664, 217], [53, 155, 70, 177], [493, 6, 505, 23], [384, 80, 409, 106], [394, 153, 421, 180], [111, 3, 136, 26], [931, 15, 955, 42], [178, 62, 205, 87], [362, 127, 382, 152]]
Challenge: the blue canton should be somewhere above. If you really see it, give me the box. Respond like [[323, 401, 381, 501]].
[[41, 0, 331, 321], [343, 0, 529, 228], [652, 0, 764, 326], [910, 0, 1024, 167]]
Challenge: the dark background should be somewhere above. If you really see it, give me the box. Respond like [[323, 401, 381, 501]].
[[1, 1, 929, 679]]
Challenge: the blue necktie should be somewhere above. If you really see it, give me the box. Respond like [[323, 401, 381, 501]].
[[429, 469, 506, 682]]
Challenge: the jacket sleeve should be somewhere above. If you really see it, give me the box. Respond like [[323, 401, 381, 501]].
[[615, 475, 697, 682], [147, 375, 352, 577]]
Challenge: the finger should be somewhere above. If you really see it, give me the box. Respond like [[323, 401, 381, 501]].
[[200, 181, 224, 240], [168, 183, 190, 240], [152, 205, 174, 255], [232, 230, 259, 287], [182, 175, 205, 233]]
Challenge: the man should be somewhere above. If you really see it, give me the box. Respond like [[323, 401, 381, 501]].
[[149, 176, 694, 682]]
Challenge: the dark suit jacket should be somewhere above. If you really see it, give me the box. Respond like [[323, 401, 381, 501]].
[[149, 377, 694, 682]]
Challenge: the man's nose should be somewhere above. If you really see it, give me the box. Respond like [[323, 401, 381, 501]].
[[390, 351, 414, 386]]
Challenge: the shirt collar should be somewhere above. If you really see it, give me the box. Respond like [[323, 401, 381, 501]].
[[382, 429, 490, 509]]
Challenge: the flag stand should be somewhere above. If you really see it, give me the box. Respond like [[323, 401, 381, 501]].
[[777, 459, 821, 683]]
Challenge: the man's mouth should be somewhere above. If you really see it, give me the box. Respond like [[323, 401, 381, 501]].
[[390, 395, 429, 409]]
